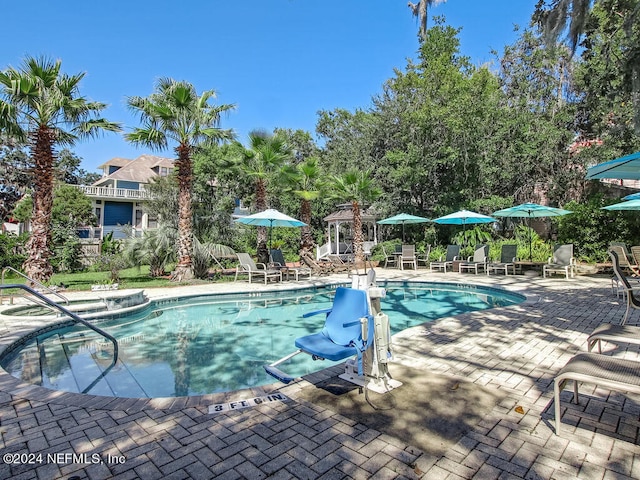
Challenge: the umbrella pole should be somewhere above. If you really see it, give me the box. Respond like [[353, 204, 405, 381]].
[[528, 218, 532, 261]]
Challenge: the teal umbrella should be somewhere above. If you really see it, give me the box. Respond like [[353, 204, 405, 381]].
[[586, 151, 640, 180], [235, 209, 306, 250], [623, 193, 640, 201], [603, 199, 640, 210], [492, 203, 572, 260], [377, 213, 431, 242], [432, 210, 495, 247]]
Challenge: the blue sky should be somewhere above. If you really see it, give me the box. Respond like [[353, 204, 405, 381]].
[[1, 0, 535, 172]]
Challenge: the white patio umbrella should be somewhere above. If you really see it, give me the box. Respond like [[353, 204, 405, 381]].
[[235, 209, 306, 250]]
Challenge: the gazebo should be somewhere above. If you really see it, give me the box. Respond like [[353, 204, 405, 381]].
[[317, 204, 378, 260]]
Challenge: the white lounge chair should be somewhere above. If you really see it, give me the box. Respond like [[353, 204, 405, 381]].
[[459, 245, 488, 275], [235, 253, 282, 284], [553, 352, 640, 435], [543, 244, 576, 279]]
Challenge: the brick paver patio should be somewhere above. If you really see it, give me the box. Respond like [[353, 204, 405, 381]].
[[0, 270, 638, 479]]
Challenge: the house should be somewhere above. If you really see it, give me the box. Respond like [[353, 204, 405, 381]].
[[74, 154, 174, 240]]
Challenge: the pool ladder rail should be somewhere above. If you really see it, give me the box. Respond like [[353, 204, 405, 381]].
[[0, 283, 119, 393]]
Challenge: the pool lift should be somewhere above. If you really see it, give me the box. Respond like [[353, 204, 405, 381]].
[[263, 268, 402, 394]]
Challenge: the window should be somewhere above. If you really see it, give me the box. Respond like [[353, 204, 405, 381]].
[[135, 210, 143, 228]]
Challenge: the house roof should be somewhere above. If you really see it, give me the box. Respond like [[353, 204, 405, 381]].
[[94, 155, 175, 185]]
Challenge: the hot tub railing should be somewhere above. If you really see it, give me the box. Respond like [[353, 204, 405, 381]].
[[1, 267, 69, 306], [0, 284, 119, 368]]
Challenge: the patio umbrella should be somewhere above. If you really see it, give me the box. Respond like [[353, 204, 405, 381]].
[[602, 199, 640, 211], [586, 151, 640, 180], [377, 213, 431, 242], [235, 209, 306, 250], [623, 192, 640, 201], [492, 203, 572, 260], [432, 210, 495, 246]]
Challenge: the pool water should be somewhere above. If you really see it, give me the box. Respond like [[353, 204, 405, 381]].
[[0, 283, 523, 398]]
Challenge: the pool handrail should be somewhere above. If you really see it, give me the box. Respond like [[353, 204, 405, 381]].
[[1, 266, 69, 306], [0, 284, 118, 368]]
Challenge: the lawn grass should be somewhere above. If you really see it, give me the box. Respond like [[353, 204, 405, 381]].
[[2, 266, 237, 292]]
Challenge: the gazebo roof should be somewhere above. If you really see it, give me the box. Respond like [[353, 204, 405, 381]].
[[323, 204, 378, 223]]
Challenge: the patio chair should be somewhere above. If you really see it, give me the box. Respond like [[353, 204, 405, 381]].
[[486, 244, 517, 276], [294, 287, 374, 375], [459, 245, 489, 275], [609, 244, 640, 276], [609, 250, 640, 324], [587, 323, 640, 354], [553, 352, 640, 435], [430, 245, 460, 273], [416, 245, 431, 268], [611, 246, 640, 296], [542, 244, 576, 279], [400, 244, 417, 270], [234, 252, 282, 284], [381, 245, 398, 268], [270, 249, 312, 281]]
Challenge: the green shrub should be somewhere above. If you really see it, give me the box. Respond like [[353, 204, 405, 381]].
[[555, 195, 640, 262], [0, 232, 28, 270]]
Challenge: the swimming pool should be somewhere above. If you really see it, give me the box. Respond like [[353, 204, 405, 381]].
[[0, 282, 523, 398]]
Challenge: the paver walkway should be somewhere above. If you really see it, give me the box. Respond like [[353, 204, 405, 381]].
[[0, 271, 638, 479]]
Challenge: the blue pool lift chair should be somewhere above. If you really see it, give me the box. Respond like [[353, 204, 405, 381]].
[[264, 287, 374, 383]]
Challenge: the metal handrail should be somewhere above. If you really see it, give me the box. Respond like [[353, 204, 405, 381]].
[[0, 284, 118, 368], [1, 267, 69, 306]]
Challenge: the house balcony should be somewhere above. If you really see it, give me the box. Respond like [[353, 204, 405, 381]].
[[73, 185, 152, 200]]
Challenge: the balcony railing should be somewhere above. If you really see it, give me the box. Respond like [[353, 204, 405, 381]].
[[73, 185, 151, 200]]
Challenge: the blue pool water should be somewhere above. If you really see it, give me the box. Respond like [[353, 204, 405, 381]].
[[0, 282, 523, 398]]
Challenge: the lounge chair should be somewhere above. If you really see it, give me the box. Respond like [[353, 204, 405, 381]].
[[553, 352, 640, 435], [609, 250, 640, 324], [486, 244, 517, 276], [543, 244, 576, 279], [416, 245, 431, 267], [430, 245, 460, 273], [294, 287, 374, 373], [234, 252, 282, 284], [459, 245, 489, 275], [609, 244, 640, 276], [381, 245, 398, 268], [587, 323, 640, 353], [400, 244, 417, 270], [270, 249, 312, 281]]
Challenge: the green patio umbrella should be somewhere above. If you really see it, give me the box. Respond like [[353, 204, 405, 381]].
[[492, 203, 572, 260], [377, 213, 431, 243]]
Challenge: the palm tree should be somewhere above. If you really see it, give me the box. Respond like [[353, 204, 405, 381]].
[[126, 78, 235, 282], [237, 131, 292, 264], [407, 0, 447, 41], [281, 157, 324, 260], [330, 169, 382, 264], [0, 56, 121, 282]]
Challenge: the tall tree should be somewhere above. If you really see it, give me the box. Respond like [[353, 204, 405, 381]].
[[126, 78, 235, 282], [407, 0, 447, 41], [535, 0, 640, 133], [0, 56, 121, 282], [237, 131, 293, 264], [330, 169, 381, 264]]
